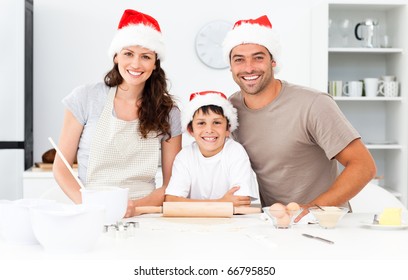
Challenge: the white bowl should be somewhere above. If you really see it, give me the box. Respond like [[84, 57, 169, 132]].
[[30, 203, 105, 253], [81, 186, 128, 225], [0, 199, 55, 245]]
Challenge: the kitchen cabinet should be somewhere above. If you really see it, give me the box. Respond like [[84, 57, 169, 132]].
[[23, 168, 164, 199], [311, 1, 408, 206], [23, 168, 62, 199]]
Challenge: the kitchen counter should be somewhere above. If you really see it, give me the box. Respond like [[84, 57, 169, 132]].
[[1, 212, 407, 260], [23, 167, 163, 199]]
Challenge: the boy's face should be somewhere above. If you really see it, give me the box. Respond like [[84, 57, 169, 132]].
[[188, 109, 230, 157]]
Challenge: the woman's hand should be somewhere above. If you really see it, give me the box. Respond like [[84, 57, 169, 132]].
[[124, 199, 137, 218]]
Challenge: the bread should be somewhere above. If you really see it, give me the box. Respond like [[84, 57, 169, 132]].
[[42, 148, 56, 163], [41, 148, 78, 164]]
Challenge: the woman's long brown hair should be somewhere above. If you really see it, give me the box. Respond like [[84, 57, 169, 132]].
[[104, 58, 174, 140]]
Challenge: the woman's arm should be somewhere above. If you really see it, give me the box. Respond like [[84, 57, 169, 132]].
[[160, 134, 182, 187], [52, 109, 84, 204]]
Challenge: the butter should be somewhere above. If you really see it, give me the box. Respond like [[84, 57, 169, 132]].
[[379, 208, 402, 226]]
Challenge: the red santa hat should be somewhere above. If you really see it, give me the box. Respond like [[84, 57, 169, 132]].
[[182, 91, 238, 132], [108, 9, 165, 60], [222, 15, 281, 72]]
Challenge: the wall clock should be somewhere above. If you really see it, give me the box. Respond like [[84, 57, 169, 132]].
[[195, 20, 233, 69]]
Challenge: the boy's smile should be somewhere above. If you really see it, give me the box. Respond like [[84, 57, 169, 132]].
[[189, 109, 230, 157]]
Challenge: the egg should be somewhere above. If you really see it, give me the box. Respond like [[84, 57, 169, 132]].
[[269, 203, 286, 218], [286, 202, 300, 211], [276, 214, 291, 228]]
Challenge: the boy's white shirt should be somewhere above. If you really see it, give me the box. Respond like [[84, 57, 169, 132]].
[[165, 138, 259, 200]]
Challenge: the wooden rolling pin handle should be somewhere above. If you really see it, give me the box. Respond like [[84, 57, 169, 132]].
[[233, 207, 262, 215], [134, 206, 163, 215]]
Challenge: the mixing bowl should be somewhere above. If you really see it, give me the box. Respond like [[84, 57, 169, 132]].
[[0, 199, 54, 245], [30, 203, 105, 253], [81, 186, 128, 225], [308, 206, 349, 229]]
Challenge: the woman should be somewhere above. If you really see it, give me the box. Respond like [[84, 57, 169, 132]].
[[53, 9, 182, 217]]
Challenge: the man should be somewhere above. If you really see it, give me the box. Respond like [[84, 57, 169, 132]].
[[222, 15, 376, 221]]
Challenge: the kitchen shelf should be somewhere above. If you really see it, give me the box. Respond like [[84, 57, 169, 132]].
[[333, 97, 402, 101], [366, 144, 402, 150], [311, 1, 408, 206], [329, 47, 403, 53]]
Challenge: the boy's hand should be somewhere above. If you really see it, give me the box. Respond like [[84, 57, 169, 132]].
[[222, 186, 251, 207]]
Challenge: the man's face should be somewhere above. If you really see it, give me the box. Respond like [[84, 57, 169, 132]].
[[229, 44, 276, 96]]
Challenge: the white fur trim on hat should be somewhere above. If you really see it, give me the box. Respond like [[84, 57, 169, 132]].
[[222, 21, 281, 73], [108, 24, 165, 60], [182, 93, 238, 133]]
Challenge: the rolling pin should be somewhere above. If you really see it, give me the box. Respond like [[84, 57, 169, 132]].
[[135, 202, 261, 217]]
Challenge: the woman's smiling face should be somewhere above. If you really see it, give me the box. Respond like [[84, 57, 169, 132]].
[[114, 45, 156, 87]]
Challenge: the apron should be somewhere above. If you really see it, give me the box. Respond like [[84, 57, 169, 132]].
[[86, 87, 160, 199]]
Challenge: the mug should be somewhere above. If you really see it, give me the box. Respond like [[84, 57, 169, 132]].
[[364, 78, 383, 97], [328, 80, 343, 97], [343, 81, 363, 97], [380, 81, 399, 97]]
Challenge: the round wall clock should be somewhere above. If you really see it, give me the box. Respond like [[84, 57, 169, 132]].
[[195, 20, 233, 69]]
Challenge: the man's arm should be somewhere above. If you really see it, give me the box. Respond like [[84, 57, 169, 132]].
[[295, 139, 376, 222]]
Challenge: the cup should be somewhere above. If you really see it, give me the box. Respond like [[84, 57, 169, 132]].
[[381, 75, 396, 82], [328, 80, 343, 97], [343, 81, 363, 97], [364, 78, 383, 97], [380, 81, 399, 97], [380, 35, 390, 48]]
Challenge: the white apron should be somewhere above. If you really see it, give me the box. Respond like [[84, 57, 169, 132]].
[[86, 87, 160, 199]]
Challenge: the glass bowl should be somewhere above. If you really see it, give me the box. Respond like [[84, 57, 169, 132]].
[[267, 208, 302, 229], [308, 206, 349, 229]]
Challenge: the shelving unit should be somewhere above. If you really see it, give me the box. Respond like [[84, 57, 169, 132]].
[[311, 1, 407, 207]]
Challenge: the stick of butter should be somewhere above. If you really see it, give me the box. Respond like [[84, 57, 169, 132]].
[[379, 208, 402, 226]]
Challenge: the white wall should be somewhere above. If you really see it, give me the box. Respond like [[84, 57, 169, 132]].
[[33, 0, 321, 161]]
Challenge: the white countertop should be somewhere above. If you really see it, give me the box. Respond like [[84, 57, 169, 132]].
[[23, 167, 76, 178], [1, 213, 407, 260]]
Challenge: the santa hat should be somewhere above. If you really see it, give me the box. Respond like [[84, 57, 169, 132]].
[[222, 15, 281, 72], [108, 9, 165, 60], [182, 91, 238, 132]]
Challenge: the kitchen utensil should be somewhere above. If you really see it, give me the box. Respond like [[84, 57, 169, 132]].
[[363, 78, 383, 97], [0, 199, 55, 245], [81, 186, 128, 225], [360, 220, 408, 230], [381, 81, 399, 97], [314, 204, 325, 211], [328, 80, 343, 97], [48, 137, 85, 189], [135, 202, 261, 218], [354, 19, 379, 48], [267, 208, 302, 229], [30, 203, 105, 253], [373, 214, 379, 224], [381, 75, 396, 82], [343, 81, 363, 97], [302, 233, 334, 244], [309, 206, 349, 229]]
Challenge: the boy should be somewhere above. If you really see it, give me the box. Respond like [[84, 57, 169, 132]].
[[165, 91, 258, 206]]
